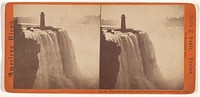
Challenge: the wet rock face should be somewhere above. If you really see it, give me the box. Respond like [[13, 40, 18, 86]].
[[13, 19, 40, 89], [100, 34, 121, 89], [100, 31, 168, 89]]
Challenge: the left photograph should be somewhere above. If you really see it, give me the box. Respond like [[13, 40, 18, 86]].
[[13, 5, 100, 89]]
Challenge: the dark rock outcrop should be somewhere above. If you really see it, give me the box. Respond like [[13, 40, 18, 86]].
[[13, 19, 40, 89], [100, 33, 121, 89]]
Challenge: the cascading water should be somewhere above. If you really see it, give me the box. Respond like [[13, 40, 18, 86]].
[[22, 27, 167, 89], [24, 29, 82, 89], [104, 31, 167, 89]]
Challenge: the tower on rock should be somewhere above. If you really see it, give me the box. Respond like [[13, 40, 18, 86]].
[[40, 12, 45, 30], [121, 14, 126, 33]]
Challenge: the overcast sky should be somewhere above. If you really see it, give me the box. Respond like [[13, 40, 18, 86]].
[[14, 5, 100, 26], [102, 5, 183, 29]]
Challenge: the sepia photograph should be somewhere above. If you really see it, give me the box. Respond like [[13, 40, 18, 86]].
[[12, 4, 184, 90], [13, 5, 100, 89], [3, 2, 197, 94], [100, 5, 184, 89]]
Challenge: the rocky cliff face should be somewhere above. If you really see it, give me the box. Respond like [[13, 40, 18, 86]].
[[13, 18, 97, 89], [13, 19, 40, 89], [100, 30, 167, 89], [100, 34, 121, 89]]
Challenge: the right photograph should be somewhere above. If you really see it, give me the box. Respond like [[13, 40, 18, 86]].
[[100, 5, 184, 90]]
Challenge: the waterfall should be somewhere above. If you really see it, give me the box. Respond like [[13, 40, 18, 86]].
[[105, 32, 167, 89], [24, 29, 81, 89], [23, 28, 167, 89]]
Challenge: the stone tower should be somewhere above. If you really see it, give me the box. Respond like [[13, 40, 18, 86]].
[[121, 14, 126, 33], [40, 12, 45, 30]]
